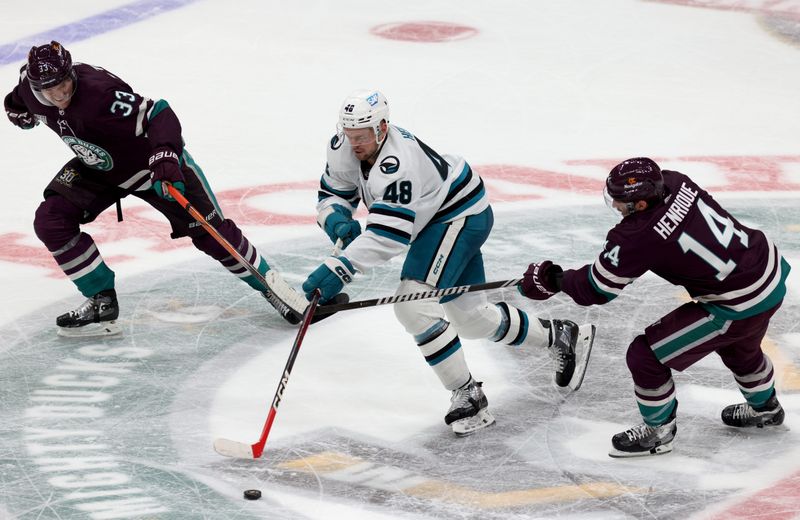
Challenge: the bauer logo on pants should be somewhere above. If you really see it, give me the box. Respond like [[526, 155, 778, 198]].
[[61, 136, 114, 171]]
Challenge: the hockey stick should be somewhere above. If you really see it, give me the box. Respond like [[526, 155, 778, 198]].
[[316, 278, 523, 316], [165, 182, 308, 322], [213, 290, 322, 459]]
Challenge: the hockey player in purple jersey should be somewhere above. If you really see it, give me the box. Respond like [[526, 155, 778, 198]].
[[3, 41, 307, 336], [519, 157, 790, 457]]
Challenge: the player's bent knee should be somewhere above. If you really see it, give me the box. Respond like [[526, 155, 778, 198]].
[[33, 195, 82, 250], [393, 280, 446, 335], [626, 335, 659, 373]]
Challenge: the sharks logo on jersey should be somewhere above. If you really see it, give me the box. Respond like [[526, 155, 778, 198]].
[[380, 155, 400, 174]]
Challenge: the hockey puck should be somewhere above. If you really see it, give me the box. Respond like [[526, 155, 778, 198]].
[[243, 489, 261, 500]]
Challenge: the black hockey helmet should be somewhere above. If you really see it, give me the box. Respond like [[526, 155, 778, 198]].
[[27, 41, 75, 91], [605, 157, 665, 205]]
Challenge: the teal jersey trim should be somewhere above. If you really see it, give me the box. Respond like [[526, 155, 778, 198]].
[[370, 202, 416, 220], [433, 183, 486, 223], [701, 257, 791, 320], [366, 225, 411, 245], [320, 176, 358, 200], [588, 269, 617, 301]]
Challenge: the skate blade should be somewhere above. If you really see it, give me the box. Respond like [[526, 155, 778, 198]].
[[452, 408, 496, 437], [57, 320, 122, 338], [566, 324, 596, 391], [608, 441, 673, 458]]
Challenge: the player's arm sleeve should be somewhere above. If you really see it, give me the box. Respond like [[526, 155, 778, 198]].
[[560, 230, 645, 306], [141, 98, 183, 153], [4, 82, 29, 112], [317, 164, 362, 225], [342, 200, 415, 272]]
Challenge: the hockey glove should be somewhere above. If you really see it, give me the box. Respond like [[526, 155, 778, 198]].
[[519, 261, 563, 300], [149, 146, 184, 201], [321, 205, 362, 248], [302, 256, 356, 303], [4, 92, 36, 129]]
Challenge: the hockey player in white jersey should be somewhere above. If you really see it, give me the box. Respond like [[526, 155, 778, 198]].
[[302, 90, 596, 436]]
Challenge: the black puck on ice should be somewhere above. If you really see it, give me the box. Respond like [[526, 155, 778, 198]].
[[243, 489, 262, 500]]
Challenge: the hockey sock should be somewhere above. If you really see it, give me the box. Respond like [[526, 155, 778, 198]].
[[416, 320, 470, 391]]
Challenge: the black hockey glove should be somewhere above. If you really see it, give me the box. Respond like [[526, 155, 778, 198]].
[[149, 146, 185, 201], [4, 92, 36, 129], [519, 261, 563, 300]]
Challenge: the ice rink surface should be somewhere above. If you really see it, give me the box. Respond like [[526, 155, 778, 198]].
[[1, 1, 799, 518]]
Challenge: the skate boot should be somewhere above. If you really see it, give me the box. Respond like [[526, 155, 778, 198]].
[[445, 376, 495, 436], [721, 391, 784, 428], [546, 319, 595, 390], [609, 403, 677, 458], [56, 289, 121, 338]]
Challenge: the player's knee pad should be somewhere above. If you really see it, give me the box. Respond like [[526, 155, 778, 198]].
[[443, 293, 502, 339], [33, 195, 82, 251], [393, 280, 446, 336]]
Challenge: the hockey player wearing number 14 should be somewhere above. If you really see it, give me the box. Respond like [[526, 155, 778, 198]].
[[519, 158, 791, 457], [3, 41, 305, 336], [301, 90, 596, 436]]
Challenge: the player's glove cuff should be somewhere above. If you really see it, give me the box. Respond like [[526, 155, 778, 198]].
[[519, 261, 563, 300]]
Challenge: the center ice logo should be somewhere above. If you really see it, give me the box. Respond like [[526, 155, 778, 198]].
[[61, 136, 114, 171]]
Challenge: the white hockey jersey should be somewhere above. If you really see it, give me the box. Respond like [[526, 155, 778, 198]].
[[317, 125, 489, 272]]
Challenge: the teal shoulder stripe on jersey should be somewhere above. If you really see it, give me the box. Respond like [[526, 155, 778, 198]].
[[433, 184, 486, 223], [366, 225, 411, 245], [148, 99, 170, 120], [320, 176, 358, 199], [701, 257, 791, 320], [588, 269, 617, 301], [370, 202, 416, 219]]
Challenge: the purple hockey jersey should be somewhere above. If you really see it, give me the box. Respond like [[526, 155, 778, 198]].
[[562, 170, 791, 320], [7, 63, 183, 191]]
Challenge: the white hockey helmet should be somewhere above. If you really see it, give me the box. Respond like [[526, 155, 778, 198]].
[[338, 89, 390, 143]]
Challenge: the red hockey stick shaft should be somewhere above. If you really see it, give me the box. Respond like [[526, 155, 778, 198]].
[[213, 291, 321, 459], [252, 290, 320, 457]]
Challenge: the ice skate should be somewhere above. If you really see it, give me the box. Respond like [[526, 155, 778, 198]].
[[547, 320, 595, 391], [445, 377, 495, 436], [56, 290, 121, 338], [721, 392, 784, 428], [609, 405, 677, 458]]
